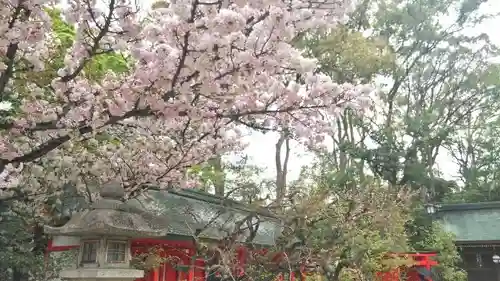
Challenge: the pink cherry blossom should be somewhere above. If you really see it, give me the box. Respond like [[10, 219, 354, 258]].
[[0, 0, 372, 198]]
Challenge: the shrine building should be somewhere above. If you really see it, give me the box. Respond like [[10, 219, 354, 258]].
[[46, 182, 284, 281], [437, 201, 500, 281], [45, 182, 439, 281]]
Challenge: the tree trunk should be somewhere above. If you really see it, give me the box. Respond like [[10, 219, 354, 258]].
[[275, 131, 290, 205], [12, 268, 24, 281], [212, 156, 226, 197]]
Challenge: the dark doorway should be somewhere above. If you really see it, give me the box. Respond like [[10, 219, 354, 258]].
[[460, 246, 499, 281]]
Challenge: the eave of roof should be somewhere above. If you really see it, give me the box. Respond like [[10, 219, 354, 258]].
[[438, 201, 500, 212], [148, 188, 279, 220]]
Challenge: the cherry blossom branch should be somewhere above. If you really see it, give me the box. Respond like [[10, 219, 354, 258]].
[[0, 0, 366, 195], [60, 0, 118, 82], [0, 107, 149, 172], [0, 94, 351, 175], [0, 3, 30, 99]]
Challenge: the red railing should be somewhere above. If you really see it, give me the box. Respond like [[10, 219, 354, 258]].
[[376, 252, 438, 281]]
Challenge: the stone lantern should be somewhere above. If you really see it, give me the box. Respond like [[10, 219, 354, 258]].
[[44, 182, 169, 281]]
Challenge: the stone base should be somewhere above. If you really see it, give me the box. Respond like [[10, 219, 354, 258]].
[[60, 268, 144, 281]]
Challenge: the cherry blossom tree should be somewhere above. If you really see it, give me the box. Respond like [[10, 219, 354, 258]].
[[0, 0, 372, 199]]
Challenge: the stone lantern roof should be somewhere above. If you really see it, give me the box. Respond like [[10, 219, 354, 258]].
[[44, 182, 169, 238]]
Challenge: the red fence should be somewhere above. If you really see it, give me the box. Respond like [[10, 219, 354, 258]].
[[376, 252, 438, 281]]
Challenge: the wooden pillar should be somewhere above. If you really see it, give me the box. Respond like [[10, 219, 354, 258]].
[[194, 258, 206, 281], [188, 265, 195, 281], [164, 248, 177, 281], [237, 247, 247, 276], [151, 268, 160, 281], [299, 265, 306, 281], [188, 248, 195, 281]]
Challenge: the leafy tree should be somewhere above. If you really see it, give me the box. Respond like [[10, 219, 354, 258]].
[[296, 25, 396, 84], [185, 147, 414, 281], [0, 198, 46, 281], [359, 0, 498, 196], [304, 0, 499, 203], [278, 164, 413, 281], [445, 65, 500, 202]]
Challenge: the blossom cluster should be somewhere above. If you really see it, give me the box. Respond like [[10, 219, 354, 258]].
[[0, 0, 372, 198]]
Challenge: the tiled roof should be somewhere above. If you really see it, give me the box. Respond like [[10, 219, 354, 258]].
[[54, 186, 281, 246], [133, 189, 281, 245], [437, 202, 500, 242]]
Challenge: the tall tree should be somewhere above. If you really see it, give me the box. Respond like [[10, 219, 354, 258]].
[[303, 0, 500, 203], [356, 0, 499, 200], [294, 1, 492, 279], [446, 68, 500, 202], [294, 5, 396, 186]]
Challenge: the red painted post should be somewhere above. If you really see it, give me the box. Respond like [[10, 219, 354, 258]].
[[299, 265, 307, 281], [188, 266, 195, 281], [404, 253, 438, 281], [151, 268, 160, 281], [237, 247, 247, 276], [188, 248, 195, 281], [194, 258, 205, 281]]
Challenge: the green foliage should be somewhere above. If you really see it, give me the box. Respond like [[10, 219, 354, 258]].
[[337, 0, 499, 195], [189, 158, 226, 192], [286, 158, 414, 280], [1, 7, 131, 128], [85, 53, 130, 80], [16, 8, 74, 91], [412, 222, 467, 281], [297, 0, 500, 204], [188, 155, 269, 202], [0, 200, 47, 281], [47, 8, 75, 48], [446, 84, 500, 203], [296, 26, 395, 83], [50, 8, 130, 81], [21, 8, 130, 89]]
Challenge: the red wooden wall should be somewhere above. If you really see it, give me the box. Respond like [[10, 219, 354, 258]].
[[130, 240, 300, 281], [47, 238, 438, 281], [132, 239, 198, 281]]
